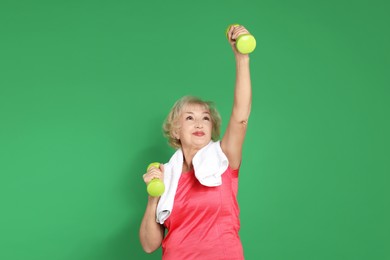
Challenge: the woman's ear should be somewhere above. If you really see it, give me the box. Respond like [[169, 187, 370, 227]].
[[172, 130, 179, 140]]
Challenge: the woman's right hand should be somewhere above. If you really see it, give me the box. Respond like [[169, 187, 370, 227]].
[[143, 164, 165, 186]]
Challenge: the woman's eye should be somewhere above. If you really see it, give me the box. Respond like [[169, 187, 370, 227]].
[[203, 117, 210, 121], [186, 116, 193, 120]]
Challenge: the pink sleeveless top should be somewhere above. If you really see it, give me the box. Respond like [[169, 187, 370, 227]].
[[162, 166, 244, 260]]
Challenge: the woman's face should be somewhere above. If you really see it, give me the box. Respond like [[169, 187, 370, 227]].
[[175, 104, 213, 150]]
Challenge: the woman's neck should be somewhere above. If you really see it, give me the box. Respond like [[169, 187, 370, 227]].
[[181, 148, 197, 173], [182, 162, 193, 173]]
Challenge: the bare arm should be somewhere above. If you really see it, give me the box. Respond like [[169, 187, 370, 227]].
[[139, 196, 165, 253], [139, 165, 165, 253], [221, 25, 252, 170]]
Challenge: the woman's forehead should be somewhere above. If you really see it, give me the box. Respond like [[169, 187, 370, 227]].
[[182, 103, 209, 113]]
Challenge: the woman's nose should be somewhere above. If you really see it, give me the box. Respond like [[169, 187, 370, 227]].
[[195, 120, 203, 128]]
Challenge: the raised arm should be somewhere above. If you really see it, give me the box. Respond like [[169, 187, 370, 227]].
[[221, 25, 252, 170]]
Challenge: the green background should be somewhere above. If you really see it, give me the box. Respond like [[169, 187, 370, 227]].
[[1, 0, 389, 259]]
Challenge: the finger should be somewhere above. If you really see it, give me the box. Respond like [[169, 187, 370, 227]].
[[144, 173, 162, 184], [230, 25, 242, 39], [147, 171, 161, 180], [148, 164, 159, 171], [147, 167, 161, 175], [233, 29, 249, 39], [228, 25, 235, 40], [227, 25, 238, 41]]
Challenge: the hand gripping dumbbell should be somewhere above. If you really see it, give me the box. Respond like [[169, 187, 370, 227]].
[[226, 24, 256, 54], [146, 162, 165, 197]]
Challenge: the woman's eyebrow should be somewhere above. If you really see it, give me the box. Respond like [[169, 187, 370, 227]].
[[183, 111, 209, 114]]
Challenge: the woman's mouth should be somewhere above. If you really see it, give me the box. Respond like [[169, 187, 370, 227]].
[[193, 131, 205, 136]]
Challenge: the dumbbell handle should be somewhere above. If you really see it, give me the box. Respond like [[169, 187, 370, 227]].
[[146, 162, 165, 197]]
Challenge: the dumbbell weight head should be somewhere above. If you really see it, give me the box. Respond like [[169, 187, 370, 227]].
[[236, 34, 256, 54], [147, 162, 160, 171]]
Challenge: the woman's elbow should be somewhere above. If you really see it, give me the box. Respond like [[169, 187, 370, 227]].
[[141, 243, 161, 254]]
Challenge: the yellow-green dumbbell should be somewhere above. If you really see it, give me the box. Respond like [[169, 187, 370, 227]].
[[226, 24, 256, 54], [146, 162, 165, 197]]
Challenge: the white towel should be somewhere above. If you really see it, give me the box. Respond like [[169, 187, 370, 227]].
[[156, 140, 228, 224]]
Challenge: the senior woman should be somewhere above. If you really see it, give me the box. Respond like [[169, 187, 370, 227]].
[[139, 25, 253, 260]]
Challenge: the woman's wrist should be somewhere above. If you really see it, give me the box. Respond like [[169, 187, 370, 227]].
[[147, 196, 160, 205], [235, 54, 250, 63]]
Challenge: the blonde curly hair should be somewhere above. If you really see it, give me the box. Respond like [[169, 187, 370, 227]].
[[162, 96, 222, 149]]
